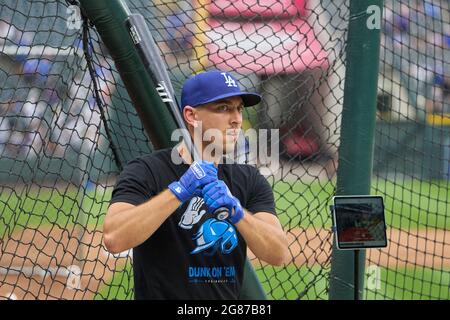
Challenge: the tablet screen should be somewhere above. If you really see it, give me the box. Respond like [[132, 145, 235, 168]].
[[333, 196, 387, 250]]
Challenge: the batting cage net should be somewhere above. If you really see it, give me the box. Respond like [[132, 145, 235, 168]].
[[369, 0, 449, 299], [0, 0, 448, 300]]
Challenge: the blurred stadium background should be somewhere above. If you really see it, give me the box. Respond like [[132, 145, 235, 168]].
[[0, 0, 448, 300]]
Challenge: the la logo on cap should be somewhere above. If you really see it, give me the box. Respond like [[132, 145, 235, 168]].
[[221, 72, 237, 88], [180, 70, 262, 109]]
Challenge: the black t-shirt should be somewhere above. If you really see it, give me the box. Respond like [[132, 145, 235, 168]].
[[110, 148, 276, 300]]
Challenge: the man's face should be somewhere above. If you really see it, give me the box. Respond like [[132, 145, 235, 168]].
[[186, 96, 244, 156]]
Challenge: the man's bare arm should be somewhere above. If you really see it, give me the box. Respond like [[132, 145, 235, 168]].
[[103, 189, 181, 254], [235, 210, 290, 266]]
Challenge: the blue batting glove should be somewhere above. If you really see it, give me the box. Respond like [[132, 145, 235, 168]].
[[202, 180, 244, 224], [168, 161, 218, 203]]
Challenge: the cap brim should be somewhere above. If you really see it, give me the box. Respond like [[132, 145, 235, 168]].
[[198, 91, 262, 107]]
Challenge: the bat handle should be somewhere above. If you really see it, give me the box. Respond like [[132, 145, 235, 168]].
[[214, 207, 229, 221]]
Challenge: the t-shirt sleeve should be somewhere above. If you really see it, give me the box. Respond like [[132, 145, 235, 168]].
[[110, 158, 157, 206], [245, 168, 277, 216]]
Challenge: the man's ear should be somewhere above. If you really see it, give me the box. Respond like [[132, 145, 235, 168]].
[[183, 106, 198, 128]]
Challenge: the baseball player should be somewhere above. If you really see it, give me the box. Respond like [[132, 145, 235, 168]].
[[104, 70, 289, 299]]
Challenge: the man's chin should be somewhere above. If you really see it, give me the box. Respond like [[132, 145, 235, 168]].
[[223, 142, 238, 155]]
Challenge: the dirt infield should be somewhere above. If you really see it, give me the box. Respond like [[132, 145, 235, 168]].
[[1, 226, 449, 299], [0, 226, 129, 300], [249, 227, 450, 269]]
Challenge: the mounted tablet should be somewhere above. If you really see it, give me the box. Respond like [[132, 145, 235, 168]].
[[332, 196, 387, 250]]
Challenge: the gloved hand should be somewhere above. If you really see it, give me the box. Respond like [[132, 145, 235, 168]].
[[202, 180, 244, 224], [168, 161, 218, 203]]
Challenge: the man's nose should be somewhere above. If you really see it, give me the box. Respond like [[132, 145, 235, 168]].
[[230, 108, 242, 125]]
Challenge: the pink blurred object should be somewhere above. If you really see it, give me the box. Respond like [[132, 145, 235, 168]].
[[206, 18, 328, 75], [208, 0, 305, 18], [294, 0, 307, 16], [282, 129, 319, 157]]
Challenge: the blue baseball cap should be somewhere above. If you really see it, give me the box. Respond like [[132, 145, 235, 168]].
[[180, 70, 261, 110]]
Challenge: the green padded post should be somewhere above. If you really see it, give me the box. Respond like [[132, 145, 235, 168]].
[[328, 0, 383, 300], [79, 0, 177, 149]]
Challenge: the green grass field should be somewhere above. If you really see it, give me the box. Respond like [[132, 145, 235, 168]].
[[1, 178, 448, 300], [273, 178, 450, 230], [94, 262, 134, 300], [93, 263, 450, 300], [1, 178, 449, 240], [0, 186, 112, 239], [265, 265, 450, 300], [365, 266, 450, 300]]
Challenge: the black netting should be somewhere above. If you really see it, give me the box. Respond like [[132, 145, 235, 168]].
[[124, 0, 347, 300], [0, 0, 142, 299], [369, 0, 449, 300], [1, 0, 447, 301]]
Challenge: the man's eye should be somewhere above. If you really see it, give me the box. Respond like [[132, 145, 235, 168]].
[[218, 105, 228, 111]]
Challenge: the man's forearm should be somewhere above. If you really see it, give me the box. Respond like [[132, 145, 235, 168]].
[[104, 189, 181, 253], [235, 210, 290, 266]]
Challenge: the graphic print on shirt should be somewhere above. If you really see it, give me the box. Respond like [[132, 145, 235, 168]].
[[178, 197, 239, 256], [191, 218, 238, 255], [178, 196, 239, 284], [178, 197, 207, 230], [188, 218, 238, 283]]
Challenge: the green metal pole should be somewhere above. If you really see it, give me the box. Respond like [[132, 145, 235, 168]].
[[78, 0, 177, 149], [328, 0, 383, 300], [78, 0, 265, 300], [239, 259, 267, 300]]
